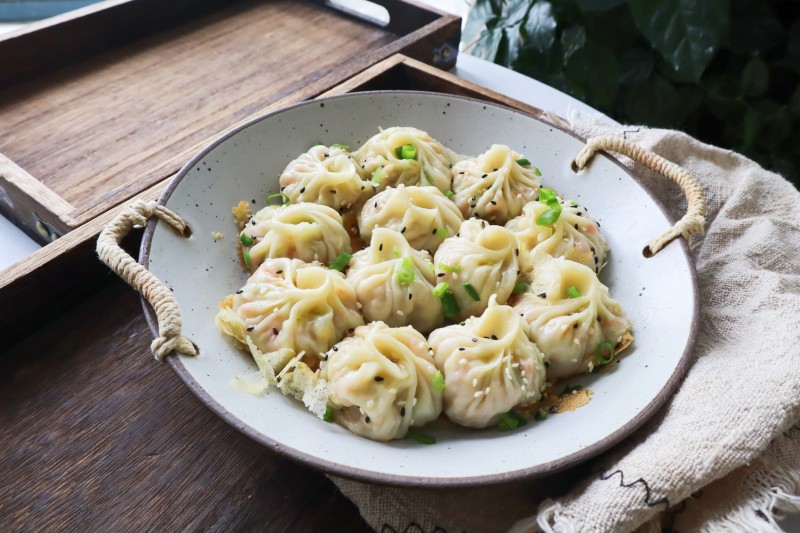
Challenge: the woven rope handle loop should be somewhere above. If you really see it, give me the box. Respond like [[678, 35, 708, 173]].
[[573, 135, 706, 257], [96, 200, 198, 360]]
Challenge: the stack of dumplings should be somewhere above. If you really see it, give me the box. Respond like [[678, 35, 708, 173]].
[[216, 126, 632, 442]]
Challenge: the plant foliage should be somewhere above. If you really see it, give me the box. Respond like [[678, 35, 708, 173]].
[[464, 0, 800, 184]]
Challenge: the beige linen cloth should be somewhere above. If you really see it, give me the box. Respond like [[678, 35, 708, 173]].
[[331, 118, 800, 532]]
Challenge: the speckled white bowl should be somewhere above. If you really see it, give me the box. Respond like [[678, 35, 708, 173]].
[[141, 91, 698, 486]]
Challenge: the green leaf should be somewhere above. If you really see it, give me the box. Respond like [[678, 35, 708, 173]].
[[575, 0, 626, 12], [469, 26, 504, 60], [724, 0, 783, 56], [560, 25, 586, 62], [624, 73, 700, 128], [741, 56, 769, 98], [565, 46, 619, 108], [629, 0, 729, 82], [618, 48, 655, 85], [463, 0, 501, 46], [742, 106, 761, 150], [522, 1, 557, 55]]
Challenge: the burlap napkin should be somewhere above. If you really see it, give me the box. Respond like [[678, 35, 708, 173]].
[[331, 118, 800, 532]]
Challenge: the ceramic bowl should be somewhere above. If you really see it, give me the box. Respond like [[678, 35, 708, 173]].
[[141, 91, 698, 486]]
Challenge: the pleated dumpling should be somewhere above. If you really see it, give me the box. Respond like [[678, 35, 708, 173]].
[[346, 228, 443, 333], [241, 202, 351, 271], [278, 145, 373, 212], [321, 322, 443, 441], [216, 258, 364, 371], [429, 297, 546, 428], [511, 253, 632, 380], [433, 219, 525, 321], [506, 194, 608, 273], [353, 127, 453, 193], [358, 185, 463, 254], [451, 144, 541, 224]]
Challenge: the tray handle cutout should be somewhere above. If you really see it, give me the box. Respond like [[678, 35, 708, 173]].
[[573, 135, 706, 257], [97, 200, 197, 360]]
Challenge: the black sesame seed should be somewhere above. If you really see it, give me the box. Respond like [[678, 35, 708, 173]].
[[597, 316, 602, 322], [573, 323, 578, 329], [590, 246, 595, 253], [321, 354, 328, 361], [472, 338, 478, 342], [544, 361, 550, 368], [481, 174, 488, 178], [235, 289, 243, 294], [348, 328, 355, 333], [365, 416, 370, 423], [280, 186, 285, 191], [408, 293, 413, 300], [374, 376, 384, 382], [459, 171, 464, 175], [374, 202, 378, 208], [324, 153, 329, 157], [490, 200, 497, 205], [470, 204, 477, 208], [276, 270, 283, 274], [333, 346, 339, 351], [595, 257, 599, 264], [432, 228, 437, 235], [491, 335, 498, 340], [437, 273, 445, 277], [401, 227, 407, 234], [400, 407, 406, 416], [246, 326, 254, 331], [574, 224, 579, 230], [379, 244, 383, 251], [272, 328, 279, 335], [300, 187, 305, 193], [330, 189, 337, 194], [538, 292, 547, 298], [515, 249, 519, 256], [251, 219, 256, 225], [361, 185, 365, 190], [458, 347, 465, 351], [577, 212, 582, 217], [493, 168, 498, 171]]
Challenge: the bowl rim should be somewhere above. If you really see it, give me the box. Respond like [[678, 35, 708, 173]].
[[140, 90, 699, 488]]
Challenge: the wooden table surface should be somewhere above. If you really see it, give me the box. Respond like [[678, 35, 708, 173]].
[[0, 280, 372, 532]]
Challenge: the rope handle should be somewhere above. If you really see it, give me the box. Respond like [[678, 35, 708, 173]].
[[96, 200, 198, 360], [574, 135, 706, 257]]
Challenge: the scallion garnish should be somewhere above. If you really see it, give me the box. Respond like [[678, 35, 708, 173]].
[[323, 405, 334, 422], [498, 411, 527, 431], [328, 252, 352, 271], [392, 245, 400, 257], [311, 142, 323, 147], [445, 190, 455, 200], [243, 249, 252, 270], [462, 282, 480, 301], [534, 167, 542, 177], [432, 371, 446, 392], [566, 286, 581, 298], [534, 409, 548, 421], [435, 227, 450, 238], [396, 257, 415, 286], [441, 291, 460, 318], [538, 188, 559, 206], [395, 144, 417, 160], [513, 280, 528, 294], [596, 342, 615, 365], [515, 158, 531, 167], [331, 143, 350, 150], [438, 263, 461, 272], [536, 207, 562, 226], [239, 233, 254, 247], [405, 430, 436, 445], [371, 166, 386, 186], [266, 192, 291, 205], [433, 282, 449, 298]]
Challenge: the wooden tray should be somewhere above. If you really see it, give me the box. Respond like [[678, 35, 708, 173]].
[[0, 0, 459, 243], [1, 56, 559, 532]]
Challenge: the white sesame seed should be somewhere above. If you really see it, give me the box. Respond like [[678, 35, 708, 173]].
[[574, 338, 580, 344], [356, 302, 362, 309], [484, 387, 491, 395], [521, 369, 526, 377], [474, 391, 484, 398], [396, 309, 405, 316], [397, 400, 406, 406], [472, 378, 478, 387], [522, 378, 529, 385], [366, 399, 374, 408], [459, 358, 467, 365], [412, 398, 417, 406], [511, 362, 519, 368]]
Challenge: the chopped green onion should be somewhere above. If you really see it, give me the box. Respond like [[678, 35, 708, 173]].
[[433, 282, 449, 298], [515, 158, 531, 167], [371, 166, 386, 186], [396, 257, 415, 286], [323, 405, 334, 422], [422, 169, 433, 184], [239, 233, 254, 247], [566, 286, 581, 298], [441, 291, 460, 318], [405, 430, 436, 445], [569, 201, 579, 208], [438, 263, 461, 272], [536, 207, 562, 226], [538, 188, 559, 207], [435, 227, 450, 238], [498, 411, 527, 431], [432, 371, 446, 392], [311, 142, 323, 147], [561, 384, 583, 395], [427, 262, 435, 271], [513, 280, 528, 294], [534, 167, 542, 177], [596, 342, 615, 365], [534, 409, 548, 421], [243, 249, 252, 270], [445, 190, 455, 200], [266, 192, 291, 205], [395, 144, 417, 160], [392, 245, 400, 257], [331, 143, 350, 150], [328, 252, 352, 271], [462, 283, 480, 301]]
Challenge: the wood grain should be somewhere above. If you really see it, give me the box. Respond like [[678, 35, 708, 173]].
[[0, 0, 459, 233], [0, 282, 372, 533]]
